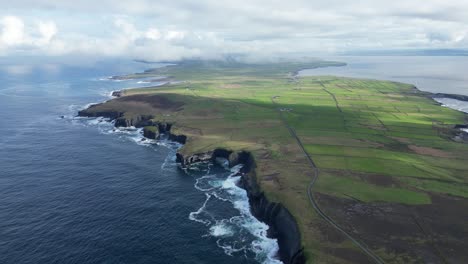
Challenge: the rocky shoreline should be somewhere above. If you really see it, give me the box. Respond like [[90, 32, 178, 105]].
[[412, 87, 468, 142], [78, 80, 468, 264], [177, 149, 306, 264], [77, 109, 305, 264], [432, 92, 468, 102]]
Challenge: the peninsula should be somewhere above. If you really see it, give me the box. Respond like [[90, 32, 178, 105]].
[[79, 60, 468, 264]]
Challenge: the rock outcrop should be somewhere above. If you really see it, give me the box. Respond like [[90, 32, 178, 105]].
[[78, 105, 305, 263], [432, 93, 468, 102], [77, 109, 123, 119], [176, 149, 306, 264], [78, 109, 186, 144], [111, 91, 123, 97], [143, 127, 158, 139], [168, 134, 187, 144], [112, 115, 155, 128]]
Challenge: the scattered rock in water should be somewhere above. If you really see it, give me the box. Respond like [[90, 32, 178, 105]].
[[111, 91, 122, 97]]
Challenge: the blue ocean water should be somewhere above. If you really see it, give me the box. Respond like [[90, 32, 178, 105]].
[[300, 56, 468, 113], [0, 59, 280, 264]]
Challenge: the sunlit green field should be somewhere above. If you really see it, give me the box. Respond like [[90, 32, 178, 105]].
[[92, 61, 468, 263]]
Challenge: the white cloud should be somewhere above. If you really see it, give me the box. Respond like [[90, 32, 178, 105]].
[[38, 21, 57, 44], [1, 16, 25, 46], [145, 28, 161, 40], [0, 1, 468, 60], [0, 15, 59, 55], [165, 30, 185, 41]]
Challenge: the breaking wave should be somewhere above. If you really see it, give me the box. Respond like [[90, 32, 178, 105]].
[[64, 76, 281, 264], [434, 97, 468, 113], [187, 163, 282, 264]]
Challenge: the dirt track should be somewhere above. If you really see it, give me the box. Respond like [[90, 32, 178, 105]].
[[271, 96, 385, 264]]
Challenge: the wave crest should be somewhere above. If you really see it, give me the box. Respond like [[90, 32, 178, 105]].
[[187, 163, 283, 264]]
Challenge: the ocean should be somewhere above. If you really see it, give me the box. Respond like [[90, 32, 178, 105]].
[[300, 56, 468, 113], [0, 59, 279, 264], [1, 56, 467, 264]]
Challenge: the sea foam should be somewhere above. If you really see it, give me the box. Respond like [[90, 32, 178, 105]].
[[188, 163, 283, 264], [434, 97, 468, 113], [67, 83, 281, 263]]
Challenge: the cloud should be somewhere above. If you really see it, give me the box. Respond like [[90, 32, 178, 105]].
[[165, 31, 185, 41], [0, 0, 468, 60], [145, 28, 161, 40], [1, 16, 25, 46], [0, 15, 59, 55], [38, 21, 57, 43]]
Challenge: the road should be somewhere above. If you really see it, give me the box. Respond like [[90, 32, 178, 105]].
[[271, 96, 385, 264]]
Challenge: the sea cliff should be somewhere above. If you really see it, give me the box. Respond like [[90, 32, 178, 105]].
[[177, 149, 306, 264], [77, 110, 305, 264]]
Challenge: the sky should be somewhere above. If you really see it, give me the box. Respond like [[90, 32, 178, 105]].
[[1, 0, 468, 62]]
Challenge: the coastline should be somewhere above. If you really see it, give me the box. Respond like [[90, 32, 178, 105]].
[[416, 86, 468, 140], [80, 85, 307, 263], [77, 97, 306, 263], [296, 66, 468, 138], [176, 149, 306, 264], [78, 62, 468, 263]]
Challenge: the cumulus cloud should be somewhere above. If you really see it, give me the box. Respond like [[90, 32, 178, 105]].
[[0, 15, 59, 56], [1, 16, 25, 46], [0, 0, 468, 60], [38, 21, 57, 43], [145, 28, 161, 40]]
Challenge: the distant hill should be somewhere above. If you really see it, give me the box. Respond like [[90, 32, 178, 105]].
[[342, 49, 468, 56]]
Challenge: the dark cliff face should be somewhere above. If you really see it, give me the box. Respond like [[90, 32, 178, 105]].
[[111, 91, 122, 97], [236, 152, 306, 264], [433, 93, 468, 102], [158, 123, 172, 133], [154, 122, 186, 144], [78, 107, 155, 128], [77, 109, 123, 119], [78, 105, 305, 263], [143, 127, 158, 139], [114, 115, 155, 128], [78, 108, 186, 145], [177, 149, 306, 264], [168, 134, 187, 144]]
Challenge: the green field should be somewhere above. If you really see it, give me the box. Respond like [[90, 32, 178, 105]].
[[85, 61, 468, 263]]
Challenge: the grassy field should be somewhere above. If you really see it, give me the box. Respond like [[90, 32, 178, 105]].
[[86, 61, 468, 263]]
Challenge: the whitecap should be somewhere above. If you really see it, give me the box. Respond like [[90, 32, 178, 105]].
[[189, 162, 283, 264], [189, 193, 213, 226], [86, 116, 110, 126], [216, 240, 246, 256], [83, 102, 101, 109], [210, 221, 234, 237], [161, 150, 178, 171], [251, 239, 283, 264], [156, 139, 182, 150], [434, 97, 468, 113], [195, 174, 223, 191]]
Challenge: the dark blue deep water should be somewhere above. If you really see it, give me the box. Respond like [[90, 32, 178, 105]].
[[0, 60, 280, 264]]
